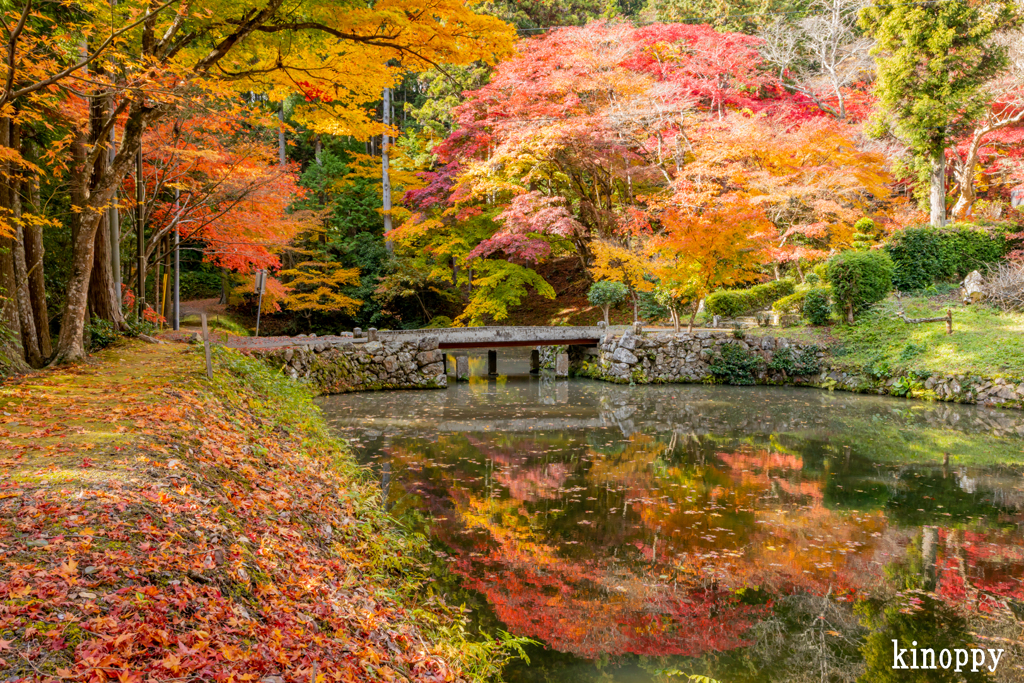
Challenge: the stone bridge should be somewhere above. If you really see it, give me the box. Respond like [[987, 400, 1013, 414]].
[[233, 325, 610, 392], [227, 325, 606, 351], [230, 325, 609, 381]]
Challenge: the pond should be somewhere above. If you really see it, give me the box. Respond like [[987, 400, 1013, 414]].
[[318, 350, 1024, 683]]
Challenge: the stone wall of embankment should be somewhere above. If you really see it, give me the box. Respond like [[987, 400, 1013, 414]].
[[574, 328, 1024, 410], [248, 335, 446, 394]]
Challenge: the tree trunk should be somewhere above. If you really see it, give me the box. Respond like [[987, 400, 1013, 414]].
[[602, 304, 610, 326], [88, 211, 125, 327], [53, 104, 154, 364], [687, 300, 699, 333], [846, 301, 854, 325], [220, 268, 230, 304], [929, 150, 947, 228], [0, 117, 28, 372], [10, 195, 42, 366], [6, 122, 42, 367], [22, 147, 52, 358]]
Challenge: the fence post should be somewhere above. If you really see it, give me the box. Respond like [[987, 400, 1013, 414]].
[[201, 313, 213, 379]]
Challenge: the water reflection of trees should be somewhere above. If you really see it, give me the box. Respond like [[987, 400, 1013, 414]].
[[335, 381, 1024, 680]]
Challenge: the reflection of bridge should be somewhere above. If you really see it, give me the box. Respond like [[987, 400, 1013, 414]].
[[434, 417, 607, 432]]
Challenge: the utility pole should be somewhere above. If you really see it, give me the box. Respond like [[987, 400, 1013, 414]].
[[382, 86, 393, 253], [136, 145, 145, 318]]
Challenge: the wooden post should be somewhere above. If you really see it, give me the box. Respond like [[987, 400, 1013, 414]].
[[488, 349, 498, 376], [946, 309, 952, 335], [201, 313, 213, 379], [254, 270, 265, 338]]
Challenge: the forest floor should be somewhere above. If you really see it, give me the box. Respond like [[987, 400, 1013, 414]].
[[0, 342, 504, 682]]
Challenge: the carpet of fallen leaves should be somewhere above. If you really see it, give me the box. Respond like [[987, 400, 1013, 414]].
[[0, 343, 483, 683]]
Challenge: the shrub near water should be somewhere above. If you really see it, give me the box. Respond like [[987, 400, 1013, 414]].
[[825, 251, 893, 322], [802, 288, 833, 326], [709, 342, 764, 385]]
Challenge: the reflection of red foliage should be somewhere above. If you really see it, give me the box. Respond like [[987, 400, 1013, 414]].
[[934, 527, 1024, 614], [716, 451, 804, 473], [716, 450, 822, 502], [453, 555, 761, 659], [494, 463, 570, 502]]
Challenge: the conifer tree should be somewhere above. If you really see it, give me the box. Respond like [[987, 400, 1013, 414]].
[[860, 0, 1020, 227]]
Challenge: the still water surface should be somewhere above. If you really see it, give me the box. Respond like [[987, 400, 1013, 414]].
[[318, 351, 1024, 682]]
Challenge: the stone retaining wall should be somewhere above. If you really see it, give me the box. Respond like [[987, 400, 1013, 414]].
[[249, 336, 446, 394], [575, 329, 1024, 410], [819, 367, 1024, 410], [576, 329, 824, 385]]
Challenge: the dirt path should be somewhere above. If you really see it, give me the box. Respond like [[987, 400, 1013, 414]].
[[178, 296, 228, 319]]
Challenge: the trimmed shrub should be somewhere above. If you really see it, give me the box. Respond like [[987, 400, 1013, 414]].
[[886, 227, 943, 291], [825, 250, 893, 322], [802, 287, 832, 325], [772, 290, 807, 313], [804, 272, 821, 286], [750, 278, 796, 308], [854, 217, 877, 234], [704, 290, 748, 317], [886, 223, 1014, 291], [940, 224, 1006, 278], [638, 289, 669, 320], [705, 278, 796, 317]]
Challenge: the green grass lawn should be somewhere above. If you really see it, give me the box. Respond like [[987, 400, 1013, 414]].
[[747, 292, 1024, 379]]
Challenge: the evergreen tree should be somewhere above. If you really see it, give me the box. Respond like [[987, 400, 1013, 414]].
[[860, 0, 1020, 227]]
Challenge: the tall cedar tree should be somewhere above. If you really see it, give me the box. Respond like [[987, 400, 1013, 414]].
[[860, 0, 1021, 227]]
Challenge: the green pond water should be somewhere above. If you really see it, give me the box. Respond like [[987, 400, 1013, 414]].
[[318, 350, 1024, 683]]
